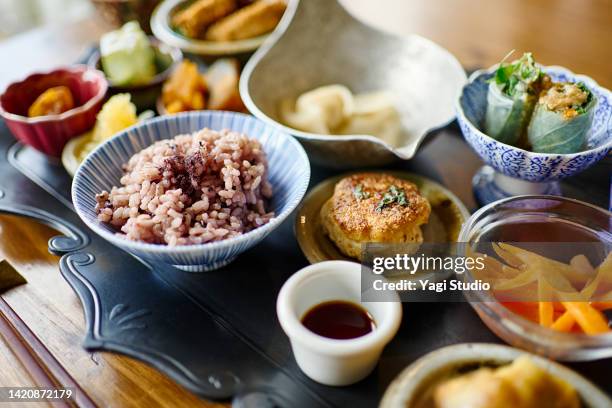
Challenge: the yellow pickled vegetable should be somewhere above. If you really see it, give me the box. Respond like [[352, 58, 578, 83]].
[[473, 243, 612, 335], [92, 94, 138, 142], [76, 94, 139, 162]]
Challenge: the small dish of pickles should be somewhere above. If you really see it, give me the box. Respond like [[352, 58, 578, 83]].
[[458, 195, 612, 361], [87, 21, 183, 110]]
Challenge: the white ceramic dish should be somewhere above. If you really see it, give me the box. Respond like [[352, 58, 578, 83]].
[[276, 260, 402, 386], [380, 343, 612, 408], [240, 0, 467, 167]]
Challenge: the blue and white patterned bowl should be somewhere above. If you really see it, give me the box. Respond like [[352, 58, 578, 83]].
[[72, 111, 311, 272], [457, 66, 612, 183]]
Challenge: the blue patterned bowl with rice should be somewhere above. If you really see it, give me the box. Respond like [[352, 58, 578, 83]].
[[72, 111, 310, 272], [457, 65, 612, 205]]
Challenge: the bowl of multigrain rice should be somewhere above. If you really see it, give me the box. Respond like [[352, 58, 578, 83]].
[[72, 111, 310, 271]]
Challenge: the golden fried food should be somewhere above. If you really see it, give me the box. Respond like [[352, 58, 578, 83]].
[[205, 59, 245, 111], [433, 356, 580, 408], [320, 173, 431, 260], [28, 86, 75, 117], [162, 60, 207, 113], [172, 0, 237, 38], [205, 0, 286, 41]]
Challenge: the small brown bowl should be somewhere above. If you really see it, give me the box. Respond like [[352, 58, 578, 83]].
[[88, 37, 182, 110]]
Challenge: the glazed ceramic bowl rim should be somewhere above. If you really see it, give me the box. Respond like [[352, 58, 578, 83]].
[[72, 110, 311, 254], [239, 0, 467, 159], [276, 260, 402, 356], [458, 194, 612, 345], [456, 64, 612, 159], [150, 0, 271, 55], [87, 36, 183, 89], [380, 343, 612, 407], [0, 65, 108, 124]]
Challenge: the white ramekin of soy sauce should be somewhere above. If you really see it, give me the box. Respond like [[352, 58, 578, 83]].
[[276, 260, 402, 386]]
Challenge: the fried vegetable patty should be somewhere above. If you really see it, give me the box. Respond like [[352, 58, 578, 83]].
[[320, 173, 431, 260]]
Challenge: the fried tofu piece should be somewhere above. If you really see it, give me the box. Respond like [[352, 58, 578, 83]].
[[172, 0, 237, 39], [320, 173, 431, 260], [205, 0, 286, 41]]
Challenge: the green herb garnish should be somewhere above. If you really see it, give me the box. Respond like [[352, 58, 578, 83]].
[[375, 185, 409, 212], [492, 52, 541, 97], [353, 184, 370, 200], [574, 82, 593, 114]]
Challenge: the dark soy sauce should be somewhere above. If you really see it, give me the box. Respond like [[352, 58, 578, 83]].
[[301, 300, 376, 340]]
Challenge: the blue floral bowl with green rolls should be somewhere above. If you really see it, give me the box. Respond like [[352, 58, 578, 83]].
[[456, 63, 612, 206]]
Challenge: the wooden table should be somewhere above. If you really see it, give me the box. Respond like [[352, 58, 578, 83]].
[[0, 215, 223, 408], [0, 2, 611, 407], [341, 0, 612, 89]]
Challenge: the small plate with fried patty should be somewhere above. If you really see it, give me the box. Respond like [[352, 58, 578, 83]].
[[295, 171, 469, 264]]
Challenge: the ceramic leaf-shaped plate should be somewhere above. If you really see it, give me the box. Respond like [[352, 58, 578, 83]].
[[241, 0, 467, 167]]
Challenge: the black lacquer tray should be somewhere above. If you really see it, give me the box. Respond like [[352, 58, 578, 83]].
[[2, 115, 611, 407]]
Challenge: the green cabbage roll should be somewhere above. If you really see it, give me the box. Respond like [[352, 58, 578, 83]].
[[527, 82, 595, 153], [485, 53, 545, 146]]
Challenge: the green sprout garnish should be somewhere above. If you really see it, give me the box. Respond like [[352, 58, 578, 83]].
[[493, 52, 541, 97], [375, 185, 409, 212], [353, 184, 370, 200]]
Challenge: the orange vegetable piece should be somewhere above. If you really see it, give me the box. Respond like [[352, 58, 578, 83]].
[[28, 86, 75, 117], [162, 60, 207, 113], [539, 301, 554, 327], [551, 311, 575, 332], [502, 302, 540, 323], [561, 302, 611, 335]]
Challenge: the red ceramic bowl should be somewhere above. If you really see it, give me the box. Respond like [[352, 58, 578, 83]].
[[0, 65, 107, 157]]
